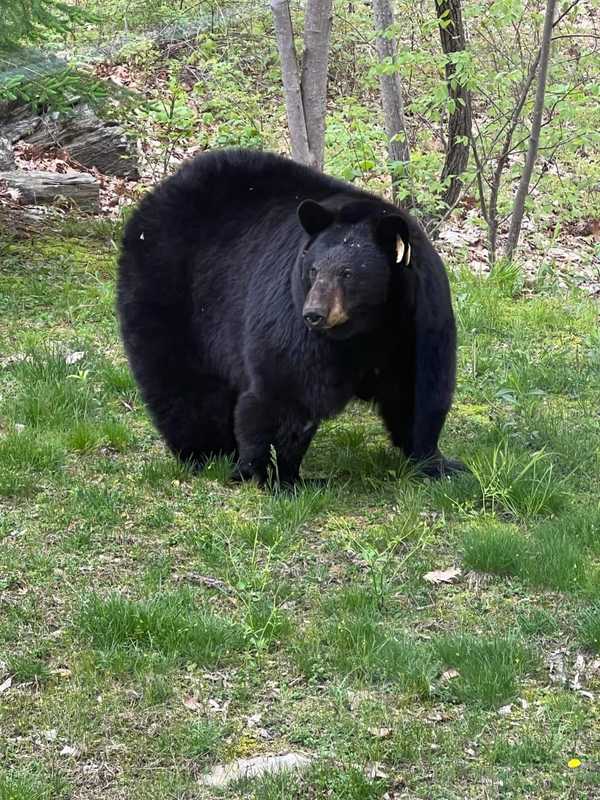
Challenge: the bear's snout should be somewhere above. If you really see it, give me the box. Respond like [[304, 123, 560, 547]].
[[303, 281, 349, 331]]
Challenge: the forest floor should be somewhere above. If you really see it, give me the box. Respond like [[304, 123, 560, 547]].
[[1, 218, 599, 799]]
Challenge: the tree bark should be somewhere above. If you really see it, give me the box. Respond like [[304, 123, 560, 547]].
[[271, 0, 311, 165], [372, 0, 411, 201], [435, 0, 471, 211], [301, 0, 333, 171], [505, 0, 557, 260]]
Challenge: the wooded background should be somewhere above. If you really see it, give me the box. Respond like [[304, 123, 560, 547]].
[[1, 0, 598, 275]]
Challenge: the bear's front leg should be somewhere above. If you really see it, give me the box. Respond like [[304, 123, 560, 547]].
[[376, 379, 466, 479], [233, 391, 318, 488]]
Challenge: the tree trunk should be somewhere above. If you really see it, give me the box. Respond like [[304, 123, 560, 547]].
[[505, 0, 557, 260], [271, 0, 311, 165], [435, 0, 471, 211], [301, 0, 333, 171], [371, 0, 411, 200]]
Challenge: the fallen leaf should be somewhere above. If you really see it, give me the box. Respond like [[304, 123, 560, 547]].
[[65, 351, 85, 365], [173, 573, 232, 593], [51, 667, 71, 678], [347, 689, 373, 711], [60, 745, 79, 757], [207, 698, 230, 717], [44, 729, 58, 741], [183, 695, 202, 712], [498, 704, 512, 716], [0, 676, 12, 694], [426, 710, 451, 723], [423, 567, 461, 585], [367, 727, 392, 739], [364, 762, 389, 780], [441, 668, 460, 682], [548, 649, 567, 685]]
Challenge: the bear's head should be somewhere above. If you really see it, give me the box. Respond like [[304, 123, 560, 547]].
[[297, 198, 411, 340]]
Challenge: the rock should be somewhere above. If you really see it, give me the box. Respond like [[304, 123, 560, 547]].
[[0, 170, 99, 212], [1, 103, 138, 178], [0, 137, 15, 170], [200, 752, 313, 788]]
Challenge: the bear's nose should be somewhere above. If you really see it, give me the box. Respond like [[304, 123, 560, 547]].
[[303, 311, 326, 329]]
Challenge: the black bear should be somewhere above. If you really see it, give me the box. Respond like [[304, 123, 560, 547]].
[[117, 148, 463, 486]]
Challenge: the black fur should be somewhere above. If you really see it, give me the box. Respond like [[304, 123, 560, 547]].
[[117, 148, 463, 486]]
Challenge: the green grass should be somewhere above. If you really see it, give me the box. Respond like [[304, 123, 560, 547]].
[[75, 590, 247, 667], [461, 513, 594, 593], [578, 605, 600, 652], [7, 651, 52, 685], [0, 769, 69, 800], [462, 520, 526, 575], [1, 225, 599, 798], [434, 634, 538, 707]]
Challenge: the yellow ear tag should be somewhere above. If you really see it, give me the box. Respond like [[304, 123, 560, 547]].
[[396, 237, 411, 266], [395, 237, 405, 264]]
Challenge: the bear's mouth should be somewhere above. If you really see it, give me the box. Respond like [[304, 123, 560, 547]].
[[321, 319, 355, 340]]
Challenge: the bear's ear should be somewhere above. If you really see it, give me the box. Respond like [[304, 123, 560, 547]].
[[297, 200, 334, 236], [376, 214, 412, 267]]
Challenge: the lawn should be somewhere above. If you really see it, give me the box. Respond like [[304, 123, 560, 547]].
[[1, 221, 599, 799]]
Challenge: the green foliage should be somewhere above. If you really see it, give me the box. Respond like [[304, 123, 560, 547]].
[[0, 0, 90, 51], [0, 68, 108, 112]]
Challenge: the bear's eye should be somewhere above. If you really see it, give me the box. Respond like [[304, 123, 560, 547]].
[[309, 267, 318, 281], [341, 269, 352, 280]]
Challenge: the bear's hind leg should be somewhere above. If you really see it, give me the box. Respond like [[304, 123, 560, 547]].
[[145, 374, 238, 468], [376, 379, 464, 479]]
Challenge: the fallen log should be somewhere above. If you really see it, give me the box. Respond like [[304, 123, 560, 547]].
[[0, 170, 99, 212], [0, 137, 15, 170], [1, 103, 138, 178]]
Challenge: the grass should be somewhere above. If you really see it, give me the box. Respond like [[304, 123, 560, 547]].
[[75, 590, 247, 668], [1, 225, 599, 798], [578, 605, 600, 652], [0, 769, 69, 800], [434, 634, 538, 707]]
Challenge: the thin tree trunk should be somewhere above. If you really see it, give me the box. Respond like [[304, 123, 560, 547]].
[[435, 0, 471, 211], [505, 0, 557, 260], [479, 50, 540, 265], [371, 0, 411, 201], [301, 0, 333, 171], [271, 0, 311, 165]]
